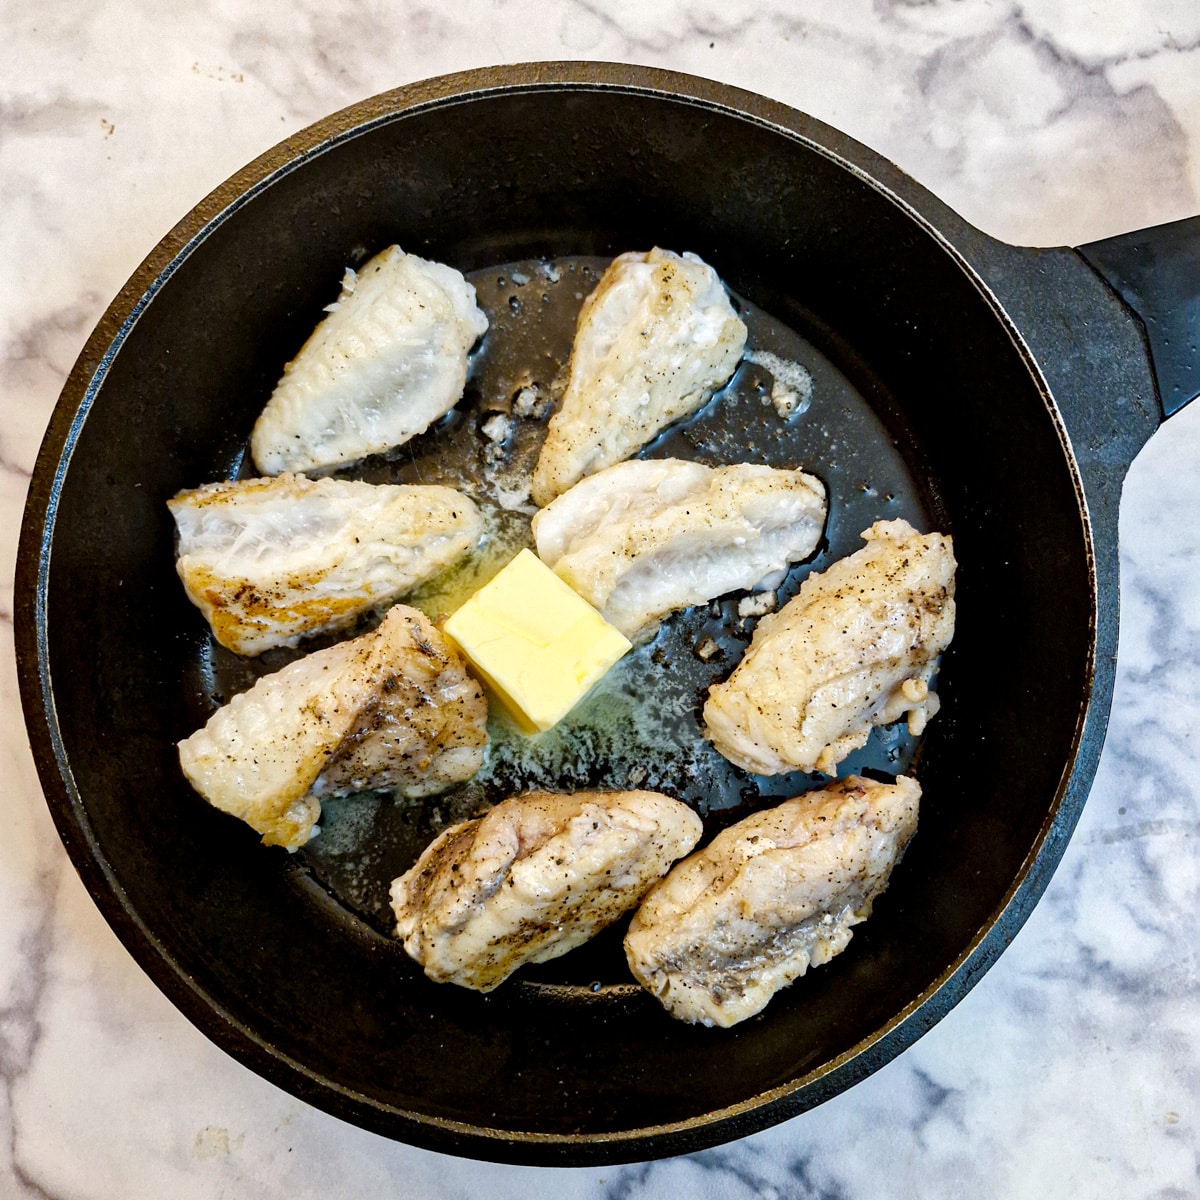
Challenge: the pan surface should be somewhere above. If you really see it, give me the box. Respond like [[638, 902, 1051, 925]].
[[18, 64, 1101, 1163]]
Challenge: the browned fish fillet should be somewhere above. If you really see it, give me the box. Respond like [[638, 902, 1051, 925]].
[[177, 605, 488, 850], [704, 519, 956, 775], [625, 775, 920, 1026], [531, 248, 747, 505], [532, 458, 826, 639], [391, 789, 703, 991], [250, 246, 488, 475], [169, 472, 482, 655]]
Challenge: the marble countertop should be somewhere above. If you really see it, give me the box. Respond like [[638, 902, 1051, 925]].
[[3, 2, 1198, 1196]]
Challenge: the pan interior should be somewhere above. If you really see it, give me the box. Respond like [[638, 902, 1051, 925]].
[[33, 85, 1092, 1156], [191, 254, 938, 936]]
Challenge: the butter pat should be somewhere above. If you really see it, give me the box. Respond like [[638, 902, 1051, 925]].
[[444, 548, 632, 733]]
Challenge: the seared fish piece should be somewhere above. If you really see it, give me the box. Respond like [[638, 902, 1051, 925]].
[[390, 790, 703, 991], [704, 519, 956, 775], [169, 473, 482, 655], [532, 458, 826, 640], [626, 775, 920, 1027], [530, 249, 747, 505], [177, 606, 487, 850], [250, 246, 488, 474]]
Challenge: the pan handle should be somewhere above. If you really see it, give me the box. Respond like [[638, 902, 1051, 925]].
[[1077, 215, 1200, 420]]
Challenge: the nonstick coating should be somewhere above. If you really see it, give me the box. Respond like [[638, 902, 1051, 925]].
[[20, 67, 1096, 1163]]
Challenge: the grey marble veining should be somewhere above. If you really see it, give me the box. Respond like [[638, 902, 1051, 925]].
[[2, 2, 1198, 1196]]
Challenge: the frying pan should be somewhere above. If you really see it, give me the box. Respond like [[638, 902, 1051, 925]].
[[15, 62, 1199, 1165]]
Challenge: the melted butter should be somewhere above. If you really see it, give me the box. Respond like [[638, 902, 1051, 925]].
[[403, 501, 533, 624], [743, 348, 814, 418]]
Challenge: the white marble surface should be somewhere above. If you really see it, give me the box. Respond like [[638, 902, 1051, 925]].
[[3, 2, 1199, 1196]]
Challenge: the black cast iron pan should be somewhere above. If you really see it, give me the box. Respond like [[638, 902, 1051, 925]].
[[15, 62, 1200, 1165]]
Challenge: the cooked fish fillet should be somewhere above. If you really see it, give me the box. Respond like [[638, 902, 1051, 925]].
[[704, 519, 956, 775], [390, 790, 703, 991], [250, 246, 488, 474], [530, 248, 747, 506], [625, 774, 920, 1027], [177, 606, 487, 850], [531, 458, 826, 640], [168, 473, 482, 655]]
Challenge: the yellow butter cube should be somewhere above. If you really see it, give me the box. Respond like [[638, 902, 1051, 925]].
[[444, 549, 632, 733]]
